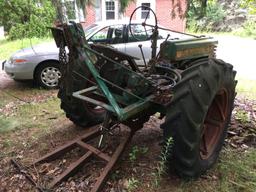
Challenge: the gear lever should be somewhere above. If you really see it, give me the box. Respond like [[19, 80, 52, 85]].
[[138, 44, 147, 69]]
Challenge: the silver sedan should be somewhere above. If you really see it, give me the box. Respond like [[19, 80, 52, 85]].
[[2, 20, 187, 88]]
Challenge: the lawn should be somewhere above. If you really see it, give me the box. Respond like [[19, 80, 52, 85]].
[[0, 37, 53, 61], [236, 77, 256, 99]]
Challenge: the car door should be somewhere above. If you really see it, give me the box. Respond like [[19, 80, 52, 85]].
[[88, 24, 125, 53], [124, 24, 166, 63], [124, 24, 152, 62]]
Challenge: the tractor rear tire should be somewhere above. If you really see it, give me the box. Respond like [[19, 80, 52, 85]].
[[58, 67, 105, 128], [161, 58, 236, 178]]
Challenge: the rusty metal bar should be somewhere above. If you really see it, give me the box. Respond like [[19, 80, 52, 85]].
[[33, 127, 100, 165], [11, 125, 134, 192], [11, 159, 46, 192], [76, 140, 111, 162], [49, 151, 93, 188], [91, 132, 132, 192], [33, 142, 76, 165]]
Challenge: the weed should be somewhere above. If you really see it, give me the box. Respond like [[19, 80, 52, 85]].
[[127, 177, 139, 192], [140, 146, 149, 154], [111, 170, 121, 181], [152, 137, 173, 187], [129, 146, 139, 162], [235, 109, 249, 124], [129, 145, 148, 162]]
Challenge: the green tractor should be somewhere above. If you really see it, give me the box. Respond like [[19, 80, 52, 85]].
[[53, 6, 236, 181]]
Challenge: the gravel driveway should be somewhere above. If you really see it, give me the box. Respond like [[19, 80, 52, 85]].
[[215, 35, 256, 80], [0, 60, 26, 89]]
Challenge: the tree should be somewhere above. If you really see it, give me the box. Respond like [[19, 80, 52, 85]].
[[0, 0, 55, 39], [241, 0, 256, 14]]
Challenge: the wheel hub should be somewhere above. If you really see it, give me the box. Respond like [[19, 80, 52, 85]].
[[41, 67, 61, 87], [200, 88, 229, 160]]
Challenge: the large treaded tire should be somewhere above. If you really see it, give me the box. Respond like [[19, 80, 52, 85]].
[[161, 58, 236, 178], [57, 67, 105, 128]]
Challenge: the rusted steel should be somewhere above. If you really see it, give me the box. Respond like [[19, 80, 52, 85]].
[[91, 132, 132, 192], [11, 159, 45, 192], [33, 127, 100, 165], [76, 140, 111, 162], [49, 151, 93, 187], [200, 88, 229, 159], [12, 125, 133, 192]]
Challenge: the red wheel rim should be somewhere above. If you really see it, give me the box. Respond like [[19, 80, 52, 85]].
[[200, 88, 229, 160], [86, 103, 105, 114], [82, 75, 105, 115]]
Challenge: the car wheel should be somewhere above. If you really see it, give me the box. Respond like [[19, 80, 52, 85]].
[[35, 61, 61, 89]]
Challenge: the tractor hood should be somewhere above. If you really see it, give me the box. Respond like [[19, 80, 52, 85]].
[[159, 37, 218, 62]]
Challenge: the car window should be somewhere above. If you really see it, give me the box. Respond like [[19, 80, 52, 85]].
[[84, 24, 99, 37], [89, 25, 124, 44], [127, 24, 169, 43], [90, 27, 109, 42], [127, 24, 153, 42]]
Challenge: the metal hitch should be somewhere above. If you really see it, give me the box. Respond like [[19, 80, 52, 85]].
[[11, 125, 133, 192]]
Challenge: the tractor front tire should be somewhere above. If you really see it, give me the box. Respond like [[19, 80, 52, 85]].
[[58, 66, 105, 128], [161, 58, 236, 178]]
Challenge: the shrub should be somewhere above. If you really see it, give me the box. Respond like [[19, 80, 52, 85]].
[[8, 1, 55, 40], [234, 19, 256, 38], [187, 0, 227, 32]]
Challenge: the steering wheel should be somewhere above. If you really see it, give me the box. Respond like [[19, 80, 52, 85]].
[[129, 6, 158, 41]]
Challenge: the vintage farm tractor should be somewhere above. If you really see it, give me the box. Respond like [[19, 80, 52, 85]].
[[12, 6, 236, 192]]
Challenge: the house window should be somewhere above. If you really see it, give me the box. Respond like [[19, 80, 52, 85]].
[[141, 3, 150, 19], [106, 1, 115, 20]]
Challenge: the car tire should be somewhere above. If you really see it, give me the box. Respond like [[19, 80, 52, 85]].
[[35, 61, 61, 89]]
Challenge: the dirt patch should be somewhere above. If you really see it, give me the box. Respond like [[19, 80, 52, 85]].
[[227, 97, 256, 149], [0, 96, 255, 192], [0, 68, 29, 90]]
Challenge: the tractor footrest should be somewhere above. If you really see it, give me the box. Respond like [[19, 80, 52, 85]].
[[11, 126, 132, 192]]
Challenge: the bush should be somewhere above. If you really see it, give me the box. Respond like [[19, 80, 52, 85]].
[[8, 1, 55, 40], [187, 0, 227, 32], [233, 19, 256, 38]]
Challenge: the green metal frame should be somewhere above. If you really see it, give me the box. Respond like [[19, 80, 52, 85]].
[[68, 26, 156, 121], [61, 23, 216, 122]]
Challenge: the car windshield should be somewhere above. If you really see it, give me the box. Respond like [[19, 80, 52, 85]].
[[84, 24, 99, 37]]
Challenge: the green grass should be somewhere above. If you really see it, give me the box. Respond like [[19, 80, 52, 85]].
[[217, 148, 256, 192], [0, 96, 63, 133], [176, 148, 256, 192], [0, 116, 19, 133], [236, 77, 256, 99], [0, 37, 53, 60], [16, 97, 63, 130]]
